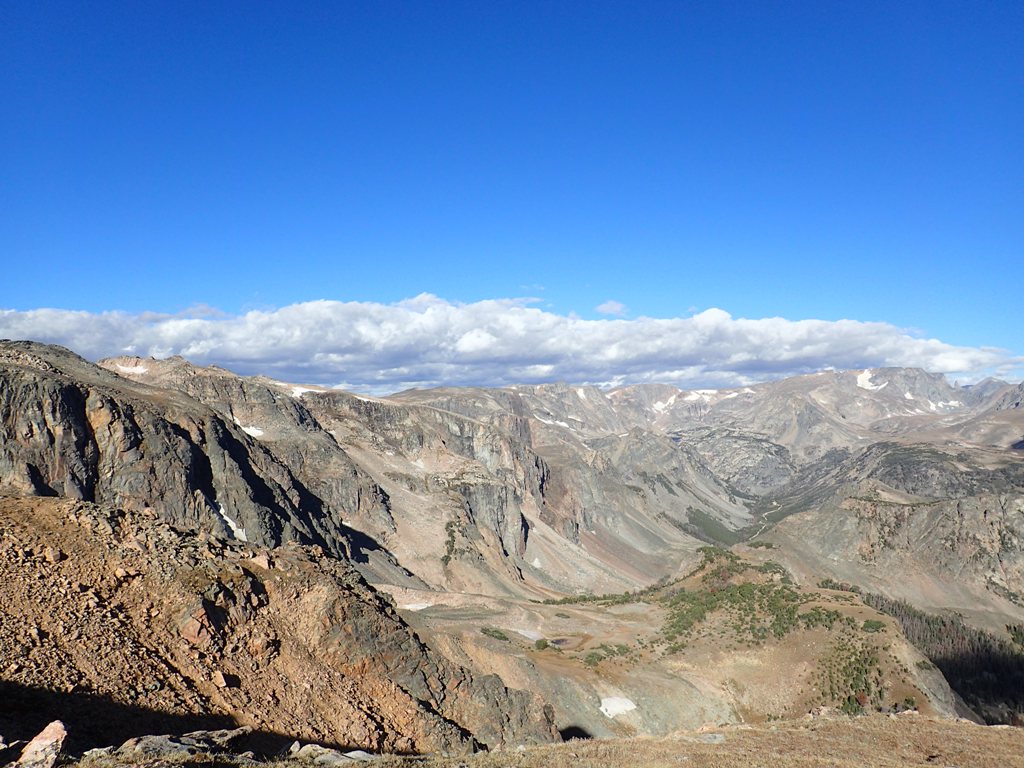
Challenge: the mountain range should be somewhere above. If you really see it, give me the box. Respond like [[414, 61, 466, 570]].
[[2, 339, 1023, 760]]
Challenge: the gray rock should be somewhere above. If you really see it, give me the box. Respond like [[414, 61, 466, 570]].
[[290, 743, 378, 764], [696, 733, 724, 744], [111, 727, 252, 760]]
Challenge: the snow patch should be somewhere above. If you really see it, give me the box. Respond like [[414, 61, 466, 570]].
[[115, 363, 149, 375], [536, 417, 571, 429], [576, 388, 587, 400], [856, 370, 888, 391], [217, 504, 248, 542], [532, 557, 542, 568], [904, 392, 914, 400], [399, 602, 433, 611], [515, 628, 544, 641], [599, 697, 637, 718], [290, 386, 320, 398], [683, 389, 717, 402], [232, 417, 264, 438], [652, 394, 678, 413]]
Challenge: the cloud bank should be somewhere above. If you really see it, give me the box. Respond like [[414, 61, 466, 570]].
[[0, 295, 1017, 393]]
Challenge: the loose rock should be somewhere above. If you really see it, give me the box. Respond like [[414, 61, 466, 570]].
[[14, 720, 66, 768]]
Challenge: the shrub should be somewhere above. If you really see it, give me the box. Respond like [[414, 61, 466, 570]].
[[1007, 624, 1024, 647]]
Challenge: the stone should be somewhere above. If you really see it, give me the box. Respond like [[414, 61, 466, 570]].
[[696, 733, 724, 744], [212, 669, 237, 688], [14, 720, 66, 768], [249, 553, 272, 570], [114, 734, 199, 760], [113, 728, 251, 760], [343, 750, 377, 761], [290, 743, 378, 764], [80, 746, 114, 760]]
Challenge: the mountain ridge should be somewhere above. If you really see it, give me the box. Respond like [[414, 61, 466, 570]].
[[3, 338, 1024, 749]]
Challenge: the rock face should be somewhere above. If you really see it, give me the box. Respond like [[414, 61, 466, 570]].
[[4, 341, 1023, 612], [93, 353, 755, 595], [3, 341, 1024, 743], [0, 496, 557, 754], [762, 442, 1024, 622], [0, 342, 367, 559]]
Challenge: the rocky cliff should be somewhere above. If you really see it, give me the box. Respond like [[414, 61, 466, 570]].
[[0, 495, 556, 753]]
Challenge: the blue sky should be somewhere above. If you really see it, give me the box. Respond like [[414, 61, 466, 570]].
[[1, 1, 1021, 388]]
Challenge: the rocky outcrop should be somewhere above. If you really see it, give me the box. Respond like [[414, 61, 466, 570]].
[[993, 383, 1024, 412], [0, 342, 352, 557], [763, 442, 1024, 619], [5, 340, 1023, 613], [12, 720, 66, 768], [0, 496, 557, 754], [92, 351, 743, 594]]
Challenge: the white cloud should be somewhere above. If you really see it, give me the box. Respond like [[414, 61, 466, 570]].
[[596, 299, 627, 317], [0, 296, 1018, 393]]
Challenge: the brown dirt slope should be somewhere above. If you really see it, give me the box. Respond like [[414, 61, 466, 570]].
[[0, 496, 556, 755]]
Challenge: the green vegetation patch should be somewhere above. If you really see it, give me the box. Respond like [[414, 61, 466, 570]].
[[657, 547, 854, 651], [1008, 624, 1024, 648], [810, 635, 885, 714], [480, 626, 510, 642], [685, 508, 744, 546], [441, 520, 458, 566], [861, 592, 1024, 720], [662, 581, 815, 648]]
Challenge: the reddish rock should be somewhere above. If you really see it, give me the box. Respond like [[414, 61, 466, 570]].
[[15, 720, 66, 768]]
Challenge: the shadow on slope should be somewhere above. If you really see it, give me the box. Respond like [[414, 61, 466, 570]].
[[0, 680, 371, 757], [818, 585, 1024, 723], [558, 725, 593, 741]]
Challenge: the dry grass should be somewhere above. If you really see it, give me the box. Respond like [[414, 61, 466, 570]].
[[70, 714, 1024, 768], [362, 715, 1024, 768]]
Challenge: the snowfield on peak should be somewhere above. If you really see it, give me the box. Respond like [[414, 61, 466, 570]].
[[856, 370, 888, 391], [115, 363, 149, 374]]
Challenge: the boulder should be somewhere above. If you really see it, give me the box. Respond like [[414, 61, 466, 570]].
[[14, 720, 66, 768]]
